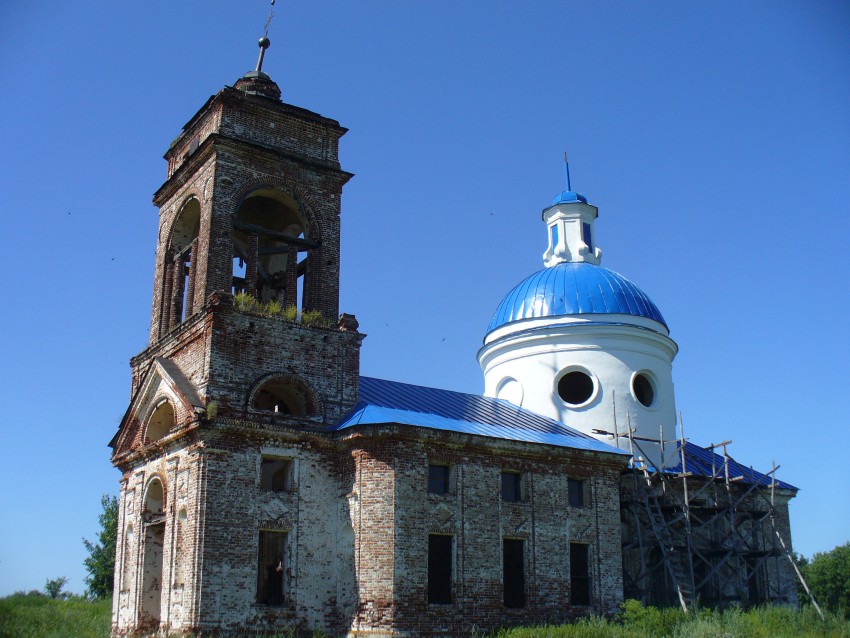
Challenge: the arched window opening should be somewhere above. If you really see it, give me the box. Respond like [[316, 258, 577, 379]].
[[252, 377, 316, 417], [162, 198, 200, 334], [144, 478, 165, 516], [146, 400, 175, 443], [232, 189, 315, 313]]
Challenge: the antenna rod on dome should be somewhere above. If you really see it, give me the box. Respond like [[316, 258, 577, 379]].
[[563, 151, 573, 192]]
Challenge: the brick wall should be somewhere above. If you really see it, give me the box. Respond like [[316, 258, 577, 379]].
[[342, 426, 626, 636]]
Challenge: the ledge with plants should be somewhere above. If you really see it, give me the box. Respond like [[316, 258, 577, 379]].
[[233, 292, 335, 329]]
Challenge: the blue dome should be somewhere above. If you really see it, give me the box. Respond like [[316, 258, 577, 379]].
[[487, 262, 667, 333]]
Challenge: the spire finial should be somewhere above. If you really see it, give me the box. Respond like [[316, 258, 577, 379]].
[[255, 36, 271, 75], [235, 3, 281, 101], [549, 152, 587, 206]]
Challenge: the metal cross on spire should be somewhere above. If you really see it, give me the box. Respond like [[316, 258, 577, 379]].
[[264, 0, 276, 38]]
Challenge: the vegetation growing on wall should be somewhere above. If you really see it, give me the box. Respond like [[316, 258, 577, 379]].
[[233, 292, 334, 328]]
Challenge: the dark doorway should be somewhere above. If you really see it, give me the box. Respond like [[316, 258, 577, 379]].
[[503, 539, 525, 608], [257, 530, 287, 605], [428, 534, 453, 604], [570, 542, 591, 606]]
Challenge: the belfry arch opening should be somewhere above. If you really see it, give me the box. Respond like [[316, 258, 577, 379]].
[[161, 198, 200, 335], [232, 189, 315, 312], [251, 376, 318, 417]]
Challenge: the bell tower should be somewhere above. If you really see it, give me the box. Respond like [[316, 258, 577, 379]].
[[109, 39, 363, 635], [150, 36, 349, 343]]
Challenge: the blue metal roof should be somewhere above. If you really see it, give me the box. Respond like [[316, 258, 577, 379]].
[[332, 377, 629, 456], [487, 262, 667, 334], [550, 190, 587, 205], [662, 442, 798, 491]]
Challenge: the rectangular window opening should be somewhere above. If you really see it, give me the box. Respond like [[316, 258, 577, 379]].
[[503, 538, 526, 608], [428, 464, 451, 495], [568, 478, 587, 507], [570, 542, 591, 606], [501, 471, 522, 502], [261, 458, 293, 492], [257, 530, 287, 605], [582, 222, 593, 251], [428, 534, 453, 604]]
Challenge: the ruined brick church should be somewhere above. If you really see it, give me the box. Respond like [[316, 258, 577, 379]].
[[109, 38, 799, 637]]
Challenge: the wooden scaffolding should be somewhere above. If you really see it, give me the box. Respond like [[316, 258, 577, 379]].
[[597, 415, 821, 616]]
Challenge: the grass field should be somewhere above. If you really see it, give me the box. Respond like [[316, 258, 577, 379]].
[[1, 594, 848, 638], [0, 593, 111, 638]]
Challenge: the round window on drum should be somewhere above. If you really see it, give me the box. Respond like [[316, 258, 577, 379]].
[[632, 372, 656, 408], [557, 369, 595, 406]]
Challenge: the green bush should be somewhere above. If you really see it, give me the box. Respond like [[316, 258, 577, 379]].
[[43, 577, 68, 600], [618, 599, 689, 636], [82, 495, 117, 599], [803, 542, 850, 618]]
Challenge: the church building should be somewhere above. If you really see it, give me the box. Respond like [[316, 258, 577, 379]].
[[109, 38, 799, 637]]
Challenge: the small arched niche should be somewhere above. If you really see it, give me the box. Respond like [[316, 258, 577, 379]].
[[233, 189, 311, 309], [251, 376, 318, 418], [146, 400, 175, 443], [144, 478, 165, 515], [496, 377, 524, 407]]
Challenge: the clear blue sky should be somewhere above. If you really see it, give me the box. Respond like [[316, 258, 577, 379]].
[[1, 1, 848, 596]]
